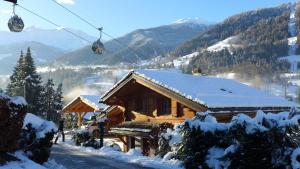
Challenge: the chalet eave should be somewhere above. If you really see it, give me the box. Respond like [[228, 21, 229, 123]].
[[62, 97, 101, 113]]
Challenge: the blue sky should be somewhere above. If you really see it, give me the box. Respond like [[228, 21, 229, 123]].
[[0, 0, 297, 40]]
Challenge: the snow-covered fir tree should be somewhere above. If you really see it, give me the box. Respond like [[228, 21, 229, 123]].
[[6, 48, 44, 116], [43, 79, 55, 121], [42, 79, 62, 123], [54, 83, 64, 122], [6, 51, 25, 97]]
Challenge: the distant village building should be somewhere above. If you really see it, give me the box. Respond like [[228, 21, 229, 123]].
[[101, 69, 298, 156]]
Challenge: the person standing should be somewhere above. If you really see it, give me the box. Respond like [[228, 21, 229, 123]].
[[54, 118, 65, 144]]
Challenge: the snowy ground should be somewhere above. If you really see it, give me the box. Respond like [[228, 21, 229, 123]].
[[53, 134, 183, 169], [206, 36, 240, 53], [50, 144, 153, 169], [0, 150, 65, 169]]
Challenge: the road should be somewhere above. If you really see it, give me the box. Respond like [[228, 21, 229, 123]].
[[50, 144, 154, 169]]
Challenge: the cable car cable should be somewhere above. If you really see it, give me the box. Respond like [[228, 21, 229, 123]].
[[49, 0, 145, 61], [17, 3, 93, 44], [17, 4, 116, 54]]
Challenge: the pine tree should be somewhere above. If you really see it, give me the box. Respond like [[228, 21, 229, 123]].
[[23, 48, 44, 114], [53, 83, 63, 123], [43, 79, 56, 122], [6, 48, 44, 116], [7, 51, 25, 97]]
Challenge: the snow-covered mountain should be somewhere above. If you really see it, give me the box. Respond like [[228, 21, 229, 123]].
[[53, 20, 210, 65], [173, 17, 214, 26], [0, 26, 96, 51]]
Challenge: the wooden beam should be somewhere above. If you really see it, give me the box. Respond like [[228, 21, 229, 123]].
[[171, 99, 177, 117], [117, 136, 127, 145]]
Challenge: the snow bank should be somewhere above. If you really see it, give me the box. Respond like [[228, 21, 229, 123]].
[[1, 151, 47, 169], [23, 113, 57, 138], [1, 151, 66, 169], [292, 148, 300, 169]]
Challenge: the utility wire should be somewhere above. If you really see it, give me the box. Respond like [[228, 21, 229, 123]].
[[17, 3, 93, 44], [50, 0, 145, 61]]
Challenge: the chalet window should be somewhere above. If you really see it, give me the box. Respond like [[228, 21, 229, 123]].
[[160, 97, 171, 115], [135, 96, 142, 111], [135, 95, 152, 115], [142, 95, 153, 115]]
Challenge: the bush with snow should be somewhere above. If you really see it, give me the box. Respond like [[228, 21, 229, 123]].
[[72, 128, 91, 146], [159, 110, 300, 169], [291, 148, 300, 169], [18, 113, 57, 164], [0, 94, 27, 164]]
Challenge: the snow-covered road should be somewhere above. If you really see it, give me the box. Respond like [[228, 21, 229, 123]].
[[50, 144, 154, 169]]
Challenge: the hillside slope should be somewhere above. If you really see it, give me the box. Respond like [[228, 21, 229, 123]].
[[174, 4, 291, 57], [0, 42, 64, 74], [172, 3, 295, 80], [53, 20, 210, 66]]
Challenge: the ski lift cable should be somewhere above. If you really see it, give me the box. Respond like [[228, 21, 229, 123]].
[[49, 0, 145, 61], [17, 3, 93, 44]]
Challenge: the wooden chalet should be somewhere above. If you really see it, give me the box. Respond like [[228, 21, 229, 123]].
[[62, 95, 107, 127], [101, 69, 298, 156]]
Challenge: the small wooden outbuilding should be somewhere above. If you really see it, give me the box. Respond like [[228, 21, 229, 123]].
[[62, 95, 107, 127]]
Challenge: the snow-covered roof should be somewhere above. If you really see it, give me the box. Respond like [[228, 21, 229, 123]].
[[63, 95, 108, 112], [131, 69, 298, 108], [79, 95, 107, 110]]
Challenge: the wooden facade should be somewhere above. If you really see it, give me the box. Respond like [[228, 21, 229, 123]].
[[102, 73, 207, 156], [103, 81, 201, 125]]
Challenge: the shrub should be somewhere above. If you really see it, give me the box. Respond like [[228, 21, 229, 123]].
[[0, 95, 26, 164], [72, 129, 91, 146], [0, 95, 27, 153], [159, 111, 300, 169], [18, 123, 55, 164], [82, 138, 101, 149], [18, 113, 57, 164]]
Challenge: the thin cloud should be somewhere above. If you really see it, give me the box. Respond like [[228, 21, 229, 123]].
[[56, 0, 75, 5], [0, 9, 11, 15]]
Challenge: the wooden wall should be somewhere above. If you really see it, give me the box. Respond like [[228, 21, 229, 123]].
[[120, 86, 197, 124]]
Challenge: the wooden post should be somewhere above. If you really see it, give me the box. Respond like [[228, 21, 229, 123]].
[[124, 136, 128, 152], [171, 99, 177, 117], [77, 112, 82, 127], [124, 136, 135, 152], [77, 112, 87, 127], [142, 138, 150, 156], [128, 136, 135, 149]]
